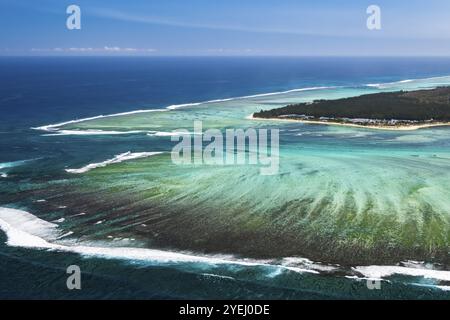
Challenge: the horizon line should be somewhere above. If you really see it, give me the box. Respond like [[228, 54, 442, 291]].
[[2, 55, 450, 58]]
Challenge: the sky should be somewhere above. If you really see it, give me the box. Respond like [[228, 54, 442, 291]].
[[1, 0, 450, 56]]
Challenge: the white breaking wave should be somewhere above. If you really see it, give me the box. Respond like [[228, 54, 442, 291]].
[[366, 75, 450, 89], [201, 273, 235, 280], [436, 286, 450, 291], [32, 109, 166, 132], [147, 131, 188, 137], [33, 74, 450, 136], [353, 265, 450, 282], [65, 151, 164, 174], [33, 86, 336, 133], [42, 129, 147, 136], [367, 79, 414, 88], [166, 86, 335, 110], [0, 159, 35, 170], [166, 102, 204, 110], [0, 207, 60, 248], [0, 207, 316, 273], [0, 206, 449, 289], [56, 231, 74, 239], [32, 75, 450, 135], [147, 131, 201, 137]]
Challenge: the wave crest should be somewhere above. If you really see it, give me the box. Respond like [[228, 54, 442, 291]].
[[65, 151, 164, 174]]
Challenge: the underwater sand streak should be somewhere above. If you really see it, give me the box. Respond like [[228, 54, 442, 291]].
[[26, 75, 450, 271]]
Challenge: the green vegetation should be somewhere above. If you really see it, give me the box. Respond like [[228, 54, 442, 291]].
[[253, 87, 450, 126]]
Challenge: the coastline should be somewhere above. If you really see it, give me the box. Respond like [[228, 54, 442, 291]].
[[34, 74, 450, 134], [248, 114, 450, 131]]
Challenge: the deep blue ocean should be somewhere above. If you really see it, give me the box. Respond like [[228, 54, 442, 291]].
[[1, 57, 450, 299], [4, 56, 450, 161], [5, 56, 450, 130]]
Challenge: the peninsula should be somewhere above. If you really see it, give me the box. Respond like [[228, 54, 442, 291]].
[[252, 87, 450, 130]]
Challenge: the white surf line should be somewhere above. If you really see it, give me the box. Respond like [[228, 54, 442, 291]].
[[32, 109, 166, 132], [33, 74, 450, 135], [65, 151, 164, 174], [32, 86, 338, 133], [366, 75, 450, 88], [353, 265, 450, 282], [147, 131, 202, 137], [1, 206, 449, 287], [0, 207, 323, 275], [41, 129, 148, 136], [0, 159, 39, 178], [366, 79, 414, 87], [201, 273, 235, 280], [147, 131, 188, 137], [0, 207, 60, 248], [166, 86, 337, 110], [435, 285, 450, 291], [0, 159, 36, 170]]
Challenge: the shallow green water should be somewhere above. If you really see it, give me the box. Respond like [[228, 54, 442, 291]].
[[35, 77, 450, 266]]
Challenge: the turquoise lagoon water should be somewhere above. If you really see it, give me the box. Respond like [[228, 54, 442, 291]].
[[0, 57, 449, 299]]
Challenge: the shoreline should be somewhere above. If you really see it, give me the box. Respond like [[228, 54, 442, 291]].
[[34, 74, 450, 133], [32, 86, 333, 132], [248, 114, 450, 131]]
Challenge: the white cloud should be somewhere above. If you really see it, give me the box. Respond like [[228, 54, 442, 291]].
[[89, 7, 450, 41], [30, 47, 157, 54], [89, 8, 325, 37], [206, 48, 261, 55]]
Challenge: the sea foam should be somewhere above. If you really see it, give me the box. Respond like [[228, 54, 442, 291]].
[[32, 109, 165, 132], [0, 159, 34, 170], [0, 207, 60, 248], [366, 75, 450, 89], [353, 265, 450, 282], [65, 151, 164, 174], [34, 75, 450, 136], [42, 129, 147, 136], [0, 207, 312, 272], [33, 86, 336, 133], [1, 207, 449, 287]]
